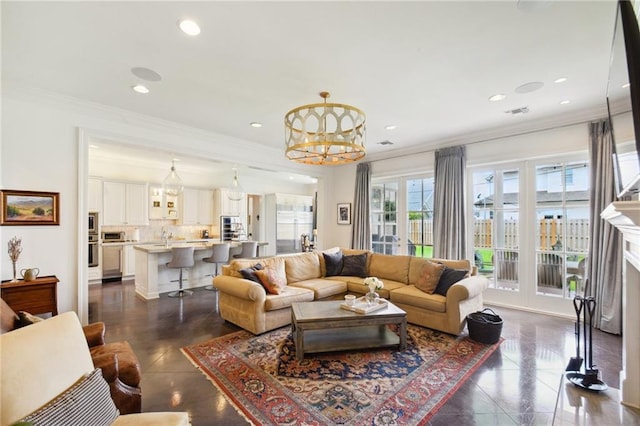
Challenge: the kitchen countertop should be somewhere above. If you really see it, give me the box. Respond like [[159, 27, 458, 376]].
[[133, 240, 267, 254], [101, 238, 223, 246]]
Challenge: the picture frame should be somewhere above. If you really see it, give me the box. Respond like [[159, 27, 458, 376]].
[[0, 190, 60, 226], [337, 203, 351, 225]]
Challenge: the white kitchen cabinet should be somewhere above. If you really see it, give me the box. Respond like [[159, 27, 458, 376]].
[[214, 188, 246, 217], [103, 181, 149, 226], [179, 188, 214, 225], [149, 186, 179, 220], [88, 177, 102, 214], [123, 245, 136, 278]]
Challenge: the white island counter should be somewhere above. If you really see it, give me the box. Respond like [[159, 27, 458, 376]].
[[133, 241, 267, 299]]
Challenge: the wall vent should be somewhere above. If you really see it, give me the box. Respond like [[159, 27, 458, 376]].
[[505, 106, 530, 115], [377, 140, 394, 146]]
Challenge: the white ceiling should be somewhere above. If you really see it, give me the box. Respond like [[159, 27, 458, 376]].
[[1, 1, 620, 173]]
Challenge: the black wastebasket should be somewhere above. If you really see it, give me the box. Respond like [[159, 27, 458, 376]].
[[467, 308, 503, 344]]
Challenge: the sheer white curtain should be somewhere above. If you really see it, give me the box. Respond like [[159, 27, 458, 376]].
[[586, 119, 622, 334], [351, 162, 371, 250], [433, 146, 466, 259]]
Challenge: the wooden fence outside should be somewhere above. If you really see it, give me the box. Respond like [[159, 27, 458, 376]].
[[408, 218, 589, 252]]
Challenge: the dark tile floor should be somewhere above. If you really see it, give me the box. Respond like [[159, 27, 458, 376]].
[[89, 280, 626, 425]]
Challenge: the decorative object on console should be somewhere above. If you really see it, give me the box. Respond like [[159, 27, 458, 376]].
[[20, 267, 39, 282], [285, 92, 366, 165], [162, 159, 184, 196], [7, 236, 22, 282], [0, 189, 60, 226]]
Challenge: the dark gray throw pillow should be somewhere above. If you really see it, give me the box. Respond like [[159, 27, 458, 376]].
[[340, 253, 368, 277], [434, 267, 468, 296], [323, 251, 344, 276], [239, 263, 264, 283]]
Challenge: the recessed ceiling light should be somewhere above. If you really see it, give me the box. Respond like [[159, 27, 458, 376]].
[[178, 19, 200, 36], [488, 94, 506, 102], [132, 84, 149, 94], [559, 100, 571, 105], [622, 83, 631, 89], [250, 122, 262, 128], [89, 144, 100, 149], [384, 124, 397, 130], [554, 77, 568, 84]]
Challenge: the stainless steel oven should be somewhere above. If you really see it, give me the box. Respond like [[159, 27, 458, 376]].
[[89, 233, 99, 267], [89, 212, 99, 234]]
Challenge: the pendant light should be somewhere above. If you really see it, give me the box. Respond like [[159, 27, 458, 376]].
[[228, 168, 244, 201], [163, 159, 184, 196]]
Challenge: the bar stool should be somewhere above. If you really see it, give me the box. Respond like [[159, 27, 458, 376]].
[[233, 241, 258, 259], [166, 246, 195, 297], [202, 243, 230, 291]]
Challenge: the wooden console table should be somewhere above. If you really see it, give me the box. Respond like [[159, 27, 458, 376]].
[[0, 275, 59, 316]]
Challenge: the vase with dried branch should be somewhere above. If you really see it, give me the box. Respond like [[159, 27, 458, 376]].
[[8, 236, 22, 282]]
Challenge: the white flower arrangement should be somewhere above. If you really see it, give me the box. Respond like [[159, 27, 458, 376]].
[[363, 276, 383, 291]]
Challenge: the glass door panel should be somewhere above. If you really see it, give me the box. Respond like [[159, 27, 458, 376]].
[[407, 177, 434, 258], [371, 182, 399, 255]]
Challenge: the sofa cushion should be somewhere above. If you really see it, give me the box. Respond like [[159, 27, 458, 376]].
[[239, 263, 264, 284], [20, 368, 119, 426], [415, 260, 446, 294], [317, 247, 341, 276], [323, 251, 344, 277], [255, 262, 288, 295], [340, 253, 368, 277], [390, 285, 447, 313], [90, 341, 141, 388], [289, 278, 348, 299], [227, 259, 261, 278], [434, 267, 469, 296], [346, 278, 406, 299], [263, 286, 315, 311], [432, 258, 473, 273], [369, 253, 411, 284], [285, 252, 321, 283]]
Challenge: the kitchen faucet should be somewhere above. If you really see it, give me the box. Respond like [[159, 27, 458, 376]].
[[161, 227, 173, 247]]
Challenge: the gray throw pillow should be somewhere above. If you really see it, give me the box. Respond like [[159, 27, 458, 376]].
[[434, 267, 468, 296], [340, 253, 368, 277], [239, 263, 264, 283], [323, 251, 343, 276]]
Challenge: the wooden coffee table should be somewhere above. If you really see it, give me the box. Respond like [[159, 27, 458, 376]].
[[291, 300, 407, 361]]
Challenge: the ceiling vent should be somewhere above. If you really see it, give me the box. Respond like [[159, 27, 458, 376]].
[[505, 106, 530, 115], [377, 140, 394, 146]]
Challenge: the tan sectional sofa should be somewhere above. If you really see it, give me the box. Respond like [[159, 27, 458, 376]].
[[213, 248, 489, 335]]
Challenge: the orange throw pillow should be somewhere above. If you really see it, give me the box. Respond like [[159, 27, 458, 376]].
[[255, 265, 287, 295], [415, 261, 445, 294]]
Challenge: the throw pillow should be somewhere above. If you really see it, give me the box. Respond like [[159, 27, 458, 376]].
[[323, 251, 344, 276], [340, 253, 368, 277], [16, 311, 44, 328], [434, 267, 469, 296], [239, 263, 264, 283], [254, 264, 287, 295], [20, 368, 119, 426], [415, 260, 446, 294]]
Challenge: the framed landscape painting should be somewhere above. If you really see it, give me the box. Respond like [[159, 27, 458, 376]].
[[0, 190, 60, 225]]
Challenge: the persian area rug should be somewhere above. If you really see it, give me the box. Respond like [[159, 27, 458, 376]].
[[182, 325, 501, 425]]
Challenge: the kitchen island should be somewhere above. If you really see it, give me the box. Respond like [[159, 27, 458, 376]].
[[133, 241, 267, 299]]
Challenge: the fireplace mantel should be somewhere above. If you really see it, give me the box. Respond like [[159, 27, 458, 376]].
[[602, 200, 640, 409]]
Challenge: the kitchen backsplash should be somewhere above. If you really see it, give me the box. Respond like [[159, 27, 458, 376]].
[[101, 221, 219, 242]]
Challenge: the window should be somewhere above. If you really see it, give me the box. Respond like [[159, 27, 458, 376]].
[[472, 168, 520, 290], [406, 177, 434, 258], [371, 182, 399, 254], [535, 161, 589, 298]]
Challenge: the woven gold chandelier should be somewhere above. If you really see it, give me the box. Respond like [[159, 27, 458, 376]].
[[285, 92, 366, 165]]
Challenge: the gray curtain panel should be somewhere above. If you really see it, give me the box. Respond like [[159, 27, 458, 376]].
[[351, 162, 372, 250], [585, 119, 622, 334], [433, 145, 466, 259]]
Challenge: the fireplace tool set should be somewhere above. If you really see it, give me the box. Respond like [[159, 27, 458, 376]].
[[565, 295, 608, 391]]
